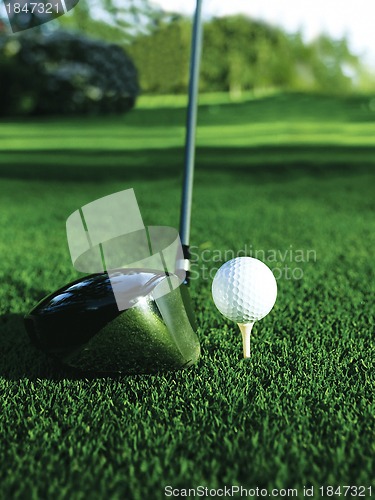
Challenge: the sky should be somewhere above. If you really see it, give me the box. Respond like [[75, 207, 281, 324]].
[[153, 0, 375, 68]]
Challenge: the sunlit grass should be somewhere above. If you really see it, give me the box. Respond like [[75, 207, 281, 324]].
[[1, 92, 375, 152]]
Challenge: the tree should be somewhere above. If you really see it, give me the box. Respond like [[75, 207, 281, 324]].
[[308, 34, 360, 92], [128, 18, 191, 94], [55, 0, 167, 43], [0, 4, 365, 96], [0, 30, 139, 116], [200, 16, 296, 95]]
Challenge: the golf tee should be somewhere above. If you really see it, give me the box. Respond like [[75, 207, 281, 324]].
[[238, 323, 254, 358]]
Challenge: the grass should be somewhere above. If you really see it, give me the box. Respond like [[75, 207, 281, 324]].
[[0, 92, 374, 499]]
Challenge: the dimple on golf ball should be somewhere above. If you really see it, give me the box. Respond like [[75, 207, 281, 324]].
[[212, 257, 277, 324]]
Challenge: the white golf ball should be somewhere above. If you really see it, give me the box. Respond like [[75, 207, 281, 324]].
[[212, 257, 277, 323]]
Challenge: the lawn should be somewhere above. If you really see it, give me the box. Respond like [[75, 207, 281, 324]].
[[0, 92, 374, 499]]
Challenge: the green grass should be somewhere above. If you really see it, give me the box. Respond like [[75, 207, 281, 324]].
[[0, 92, 374, 499]]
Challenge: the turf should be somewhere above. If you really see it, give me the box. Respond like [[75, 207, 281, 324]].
[[0, 92, 374, 499]]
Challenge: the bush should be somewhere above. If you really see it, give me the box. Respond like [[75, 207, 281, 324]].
[[0, 30, 139, 116]]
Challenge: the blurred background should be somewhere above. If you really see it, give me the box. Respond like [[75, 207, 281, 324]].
[[1, 0, 375, 115]]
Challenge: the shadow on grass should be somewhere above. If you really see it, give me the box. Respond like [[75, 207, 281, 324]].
[[0, 145, 374, 183], [0, 313, 125, 381], [0, 313, 112, 381], [0, 313, 53, 380]]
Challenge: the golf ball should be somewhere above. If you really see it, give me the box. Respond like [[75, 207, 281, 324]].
[[212, 257, 277, 323]]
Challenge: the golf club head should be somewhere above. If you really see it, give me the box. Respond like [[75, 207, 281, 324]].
[[24, 269, 200, 375]]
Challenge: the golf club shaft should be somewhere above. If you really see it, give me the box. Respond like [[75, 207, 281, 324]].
[[180, 0, 204, 257]]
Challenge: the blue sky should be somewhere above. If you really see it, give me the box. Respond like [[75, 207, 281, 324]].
[[153, 0, 375, 69]]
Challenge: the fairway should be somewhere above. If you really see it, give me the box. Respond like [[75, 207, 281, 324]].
[[0, 93, 374, 498]]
